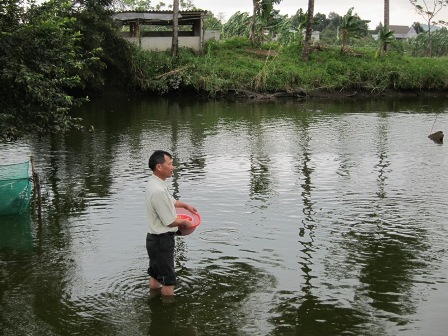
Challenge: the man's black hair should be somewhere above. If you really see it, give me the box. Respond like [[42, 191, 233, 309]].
[[148, 150, 172, 171]]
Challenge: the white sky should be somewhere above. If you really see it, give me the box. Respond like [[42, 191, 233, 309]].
[[191, 0, 448, 29]]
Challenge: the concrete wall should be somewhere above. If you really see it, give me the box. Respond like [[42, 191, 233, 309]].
[[204, 30, 221, 41], [121, 31, 220, 52], [123, 36, 201, 51]]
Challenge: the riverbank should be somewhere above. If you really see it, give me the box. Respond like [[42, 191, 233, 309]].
[[214, 88, 448, 101], [134, 38, 448, 98]]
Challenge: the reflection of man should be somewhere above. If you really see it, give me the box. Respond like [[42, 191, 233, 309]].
[[145, 150, 198, 296]]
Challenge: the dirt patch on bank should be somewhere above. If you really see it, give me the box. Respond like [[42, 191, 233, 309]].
[[245, 48, 278, 57]]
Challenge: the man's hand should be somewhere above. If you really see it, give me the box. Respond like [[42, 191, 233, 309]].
[[181, 220, 194, 229], [175, 200, 198, 215], [185, 205, 198, 215]]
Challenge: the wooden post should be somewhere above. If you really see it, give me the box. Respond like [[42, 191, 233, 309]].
[[172, 0, 179, 57], [200, 12, 205, 53], [30, 156, 42, 220], [428, 131, 444, 144]]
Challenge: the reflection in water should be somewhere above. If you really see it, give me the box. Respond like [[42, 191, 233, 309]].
[[1, 95, 448, 335], [0, 215, 32, 252], [375, 111, 391, 199], [249, 154, 272, 204], [146, 261, 274, 335]]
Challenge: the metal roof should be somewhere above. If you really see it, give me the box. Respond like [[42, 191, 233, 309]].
[[113, 12, 178, 21], [112, 10, 207, 25]]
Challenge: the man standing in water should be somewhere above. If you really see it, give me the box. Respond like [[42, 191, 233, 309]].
[[145, 150, 198, 296]]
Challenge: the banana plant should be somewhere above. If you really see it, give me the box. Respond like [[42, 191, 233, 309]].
[[339, 7, 369, 53], [273, 15, 299, 45], [221, 11, 252, 39], [408, 28, 448, 57], [250, 0, 282, 46], [376, 26, 395, 58]]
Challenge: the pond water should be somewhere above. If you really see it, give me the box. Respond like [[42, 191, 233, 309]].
[[1, 94, 448, 336]]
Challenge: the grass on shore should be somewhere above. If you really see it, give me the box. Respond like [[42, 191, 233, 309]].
[[131, 38, 448, 96]]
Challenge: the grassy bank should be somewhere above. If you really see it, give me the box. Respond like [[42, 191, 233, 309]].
[[132, 38, 448, 97]]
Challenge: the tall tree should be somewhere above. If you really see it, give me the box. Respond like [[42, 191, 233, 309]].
[[384, 0, 390, 29], [301, 0, 314, 61], [383, 0, 390, 51], [409, 0, 447, 56], [171, 0, 179, 56], [249, 0, 261, 43]]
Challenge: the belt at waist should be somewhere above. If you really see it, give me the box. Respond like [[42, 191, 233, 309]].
[[148, 231, 178, 236]]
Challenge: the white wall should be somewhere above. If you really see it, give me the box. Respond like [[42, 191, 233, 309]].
[[204, 30, 221, 41], [122, 31, 220, 52], [123, 36, 200, 51]]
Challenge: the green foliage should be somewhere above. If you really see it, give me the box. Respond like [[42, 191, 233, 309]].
[[204, 12, 223, 31], [222, 11, 251, 39], [409, 0, 448, 56], [28, 25, 441, 99], [274, 10, 305, 46], [376, 27, 396, 58], [339, 7, 370, 53], [0, 0, 25, 32], [126, 47, 200, 94], [218, 37, 252, 49], [221, 7, 364, 48], [0, 0, 137, 139], [71, 1, 145, 92], [0, 0, 89, 138], [407, 28, 448, 56], [162, 40, 448, 95], [2, 0, 447, 140], [290, 8, 307, 30]]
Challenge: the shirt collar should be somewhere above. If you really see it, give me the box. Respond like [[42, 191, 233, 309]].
[[151, 174, 167, 186]]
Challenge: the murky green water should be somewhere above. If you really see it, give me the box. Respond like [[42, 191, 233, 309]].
[[1, 95, 448, 336]]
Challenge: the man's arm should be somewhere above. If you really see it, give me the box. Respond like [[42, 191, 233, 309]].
[[170, 200, 198, 229], [168, 215, 193, 229], [174, 200, 198, 215]]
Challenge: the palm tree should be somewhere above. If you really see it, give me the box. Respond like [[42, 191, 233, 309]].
[[249, 0, 261, 44], [171, 0, 179, 57], [301, 0, 314, 61]]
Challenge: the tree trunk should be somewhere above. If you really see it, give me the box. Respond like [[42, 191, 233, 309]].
[[383, 0, 389, 52], [301, 0, 314, 61], [171, 0, 179, 57], [249, 0, 259, 45]]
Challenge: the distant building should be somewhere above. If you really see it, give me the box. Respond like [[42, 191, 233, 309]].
[[390, 25, 418, 39], [372, 25, 417, 40], [112, 10, 220, 53], [297, 29, 320, 42]]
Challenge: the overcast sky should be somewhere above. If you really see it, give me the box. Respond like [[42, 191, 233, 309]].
[[192, 0, 448, 29]]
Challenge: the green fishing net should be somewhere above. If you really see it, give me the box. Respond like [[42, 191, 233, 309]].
[[0, 161, 31, 216]]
